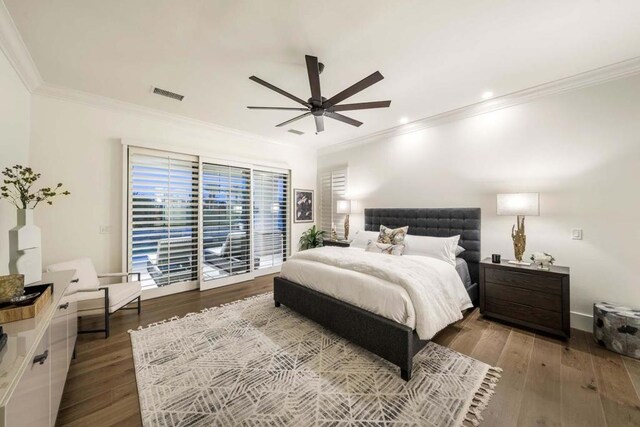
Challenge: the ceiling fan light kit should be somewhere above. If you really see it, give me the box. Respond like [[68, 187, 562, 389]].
[[248, 55, 391, 133]]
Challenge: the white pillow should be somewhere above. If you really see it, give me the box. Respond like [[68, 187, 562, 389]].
[[403, 235, 460, 266], [350, 230, 380, 249], [455, 245, 466, 256]]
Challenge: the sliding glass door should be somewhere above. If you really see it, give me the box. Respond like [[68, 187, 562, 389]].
[[253, 169, 289, 273], [127, 146, 290, 295], [201, 162, 252, 289], [128, 148, 199, 295]]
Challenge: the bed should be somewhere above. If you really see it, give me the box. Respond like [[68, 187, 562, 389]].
[[273, 208, 481, 380]]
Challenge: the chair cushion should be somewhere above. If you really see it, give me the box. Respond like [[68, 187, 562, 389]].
[[46, 257, 99, 292], [74, 281, 141, 313]]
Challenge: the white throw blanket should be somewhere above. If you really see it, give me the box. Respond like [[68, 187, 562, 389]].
[[291, 247, 473, 340]]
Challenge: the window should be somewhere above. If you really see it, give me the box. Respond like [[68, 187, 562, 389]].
[[253, 169, 289, 270], [128, 149, 199, 290], [319, 167, 347, 238], [126, 146, 291, 295], [201, 163, 252, 282]]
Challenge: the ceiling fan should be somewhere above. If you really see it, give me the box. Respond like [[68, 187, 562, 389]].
[[247, 55, 391, 133]]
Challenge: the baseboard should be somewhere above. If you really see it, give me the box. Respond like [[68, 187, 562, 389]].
[[571, 311, 593, 332]]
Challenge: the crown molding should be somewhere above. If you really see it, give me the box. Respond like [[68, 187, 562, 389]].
[[319, 56, 640, 155], [0, 1, 42, 91], [34, 83, 304, 149]]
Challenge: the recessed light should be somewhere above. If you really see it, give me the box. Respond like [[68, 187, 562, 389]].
[[482, 91, 494, 100], [399, 117, 409, 124]]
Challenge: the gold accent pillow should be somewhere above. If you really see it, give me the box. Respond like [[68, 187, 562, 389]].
[[365, 240, 405, 256], [377, 225, 409, 245]]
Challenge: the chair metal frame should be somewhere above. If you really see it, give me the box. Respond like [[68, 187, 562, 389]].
[[76, 272, 142, 338]]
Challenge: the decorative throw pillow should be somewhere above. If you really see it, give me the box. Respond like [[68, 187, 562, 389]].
[[377, 225, 409, 245], [365, 240, 405, 256]]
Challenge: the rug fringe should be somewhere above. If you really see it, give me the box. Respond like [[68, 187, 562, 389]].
[[127, 291, 274, 334], [462, 366, 501, 427]]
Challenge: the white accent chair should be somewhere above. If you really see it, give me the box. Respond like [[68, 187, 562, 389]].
[[46, 257, 142, 338]]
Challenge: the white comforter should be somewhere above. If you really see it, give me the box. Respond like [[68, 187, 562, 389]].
[[285, 247, 472, 340]]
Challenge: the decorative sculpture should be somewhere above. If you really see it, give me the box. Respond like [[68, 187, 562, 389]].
[[344, 214, 350, 241], [1, 165, 70, 284], [511, 216, 526, 262]]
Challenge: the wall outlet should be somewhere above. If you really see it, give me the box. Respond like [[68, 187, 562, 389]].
[[571, 228, 583, 240], [99, 225, 112, 234]]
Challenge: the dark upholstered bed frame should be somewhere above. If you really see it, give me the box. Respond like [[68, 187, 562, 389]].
[[274, 208, 481, 381]]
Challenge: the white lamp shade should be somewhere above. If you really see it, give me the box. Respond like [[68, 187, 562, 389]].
[[336, 200, 352, 214], [497, 193, 539, 216]]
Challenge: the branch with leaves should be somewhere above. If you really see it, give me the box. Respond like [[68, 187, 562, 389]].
[[1, 165, 70, 209]]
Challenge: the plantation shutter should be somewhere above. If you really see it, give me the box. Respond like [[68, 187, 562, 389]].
[[128, 149, 199, 290], [253, 169, 289, 270], [201, 163, 252, 282], [319, 167, 347, 238]]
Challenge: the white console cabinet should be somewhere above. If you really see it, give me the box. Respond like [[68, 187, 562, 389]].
[[0, 271, 77, 427]]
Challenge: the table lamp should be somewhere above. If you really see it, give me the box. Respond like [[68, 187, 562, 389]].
[[336, 200, 352, 240], [497, 193, 539, 265]]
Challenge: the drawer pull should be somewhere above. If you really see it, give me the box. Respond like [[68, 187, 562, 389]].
[[33, 350, 49, 365], [59, 302, 69, 310]]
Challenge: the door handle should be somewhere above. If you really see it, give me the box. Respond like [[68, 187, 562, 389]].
[[33, 350, 49, 365], [59, 302, 69, 309]]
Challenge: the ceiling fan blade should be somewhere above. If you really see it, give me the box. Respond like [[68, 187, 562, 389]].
[[314, 115, 325, 133], [325, 111, 363, 127], [323, 71, 384, 108], [275, 112, 311, 127], [249, 76, 311, 107], [305, 55, 322, 103], [247, 106, 309, 111], [328, 100, 391, 112]]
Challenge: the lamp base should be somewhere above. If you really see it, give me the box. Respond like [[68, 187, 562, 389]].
[[508, 260, 532, 266], [343, 214, 350, 241]]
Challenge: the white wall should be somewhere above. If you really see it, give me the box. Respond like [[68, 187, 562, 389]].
[[0, 49, 30, 275], [29, 94, 317, 276], [318, 74, 640, 330]]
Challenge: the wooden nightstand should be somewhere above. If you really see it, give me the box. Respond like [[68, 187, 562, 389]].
[[322, 239, 351, 248], [479, 258, 570, 338]]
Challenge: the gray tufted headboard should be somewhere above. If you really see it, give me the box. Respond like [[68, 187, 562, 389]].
[[364, 208, 481, 285]]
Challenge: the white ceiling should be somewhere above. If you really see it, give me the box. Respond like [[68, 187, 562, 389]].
[[5, 0, 640, 148]]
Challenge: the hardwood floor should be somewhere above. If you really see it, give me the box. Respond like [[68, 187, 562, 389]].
[[57, 275, 640, 426]]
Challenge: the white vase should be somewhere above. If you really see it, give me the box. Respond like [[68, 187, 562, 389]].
[[8, 209, 42, 284]]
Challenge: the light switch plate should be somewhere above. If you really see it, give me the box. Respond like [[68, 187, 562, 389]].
[[99, 225, 112, 234], [571, 228, 583, 240]]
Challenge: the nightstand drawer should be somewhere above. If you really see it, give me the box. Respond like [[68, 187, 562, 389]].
[[485, 298, 562, 330], [484, 282, 562, 312], [485, 268, 561, 295]]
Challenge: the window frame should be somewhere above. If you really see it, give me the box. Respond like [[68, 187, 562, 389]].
[[319, 166, 349, 239], [123, 143, 292, 298]]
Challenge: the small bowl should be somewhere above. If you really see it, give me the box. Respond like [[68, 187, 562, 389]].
[[11, 292, 40, 306], [0, 274, 25, 303]]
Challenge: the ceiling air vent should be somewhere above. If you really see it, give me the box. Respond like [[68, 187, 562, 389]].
[[288, 129, 304, 135], [152, 87, 184, 101]]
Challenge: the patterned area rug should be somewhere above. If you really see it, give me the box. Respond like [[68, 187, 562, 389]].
[[129, 293, 500, 426]]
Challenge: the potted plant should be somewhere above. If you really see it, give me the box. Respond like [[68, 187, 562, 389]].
[[299, 225, 325, 251], [1, 165, 70, 283]]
